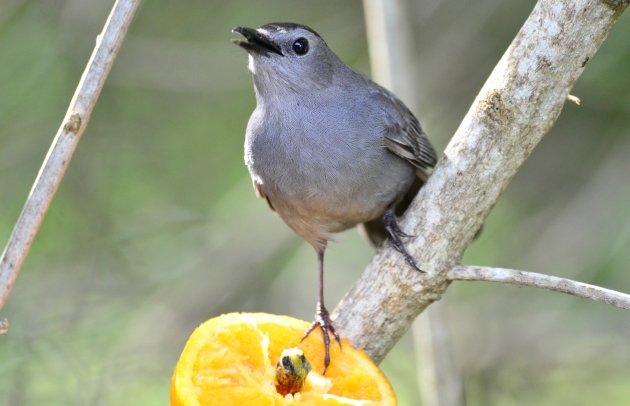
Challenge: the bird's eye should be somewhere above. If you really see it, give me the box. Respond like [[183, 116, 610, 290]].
[[292, 37, 309, 55]]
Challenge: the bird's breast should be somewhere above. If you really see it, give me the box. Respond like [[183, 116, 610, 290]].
[[244, 101, 415, 233]]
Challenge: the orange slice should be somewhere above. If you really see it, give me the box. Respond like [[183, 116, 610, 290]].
[[171, 312, 396, 405]]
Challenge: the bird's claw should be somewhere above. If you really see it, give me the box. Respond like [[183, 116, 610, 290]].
[[301, 304, 341, 374], [384, 208, 424, 272]]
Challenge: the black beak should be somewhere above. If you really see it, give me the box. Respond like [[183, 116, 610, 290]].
[[232, 26, 283, 56]]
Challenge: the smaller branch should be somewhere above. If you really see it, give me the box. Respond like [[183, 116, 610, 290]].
[[448, 265, 630, 310], [0, 0, 141, 312]]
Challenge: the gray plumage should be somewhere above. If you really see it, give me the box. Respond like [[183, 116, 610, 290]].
[[234, 22, 436, 251], [233, 22, 437, 370]]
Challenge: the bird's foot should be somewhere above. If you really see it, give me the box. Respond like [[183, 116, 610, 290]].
[[384, 208, 424, 273], [301, 303, 341, 374]]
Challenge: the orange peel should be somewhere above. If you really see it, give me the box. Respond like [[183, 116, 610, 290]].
[[170, 312, 396, 405]]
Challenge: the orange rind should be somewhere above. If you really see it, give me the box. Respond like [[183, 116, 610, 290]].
[[171, 312, 396, 405]]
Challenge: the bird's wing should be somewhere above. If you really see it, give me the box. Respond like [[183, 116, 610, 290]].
[[372, 87, 438, 174]]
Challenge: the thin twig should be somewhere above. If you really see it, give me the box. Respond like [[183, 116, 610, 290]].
[[0, 0, 141, 313], [448, 265, 630, 310]]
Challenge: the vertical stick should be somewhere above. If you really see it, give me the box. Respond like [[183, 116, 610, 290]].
[[0, 0, 142, 313], [362, 1, 466, 404]]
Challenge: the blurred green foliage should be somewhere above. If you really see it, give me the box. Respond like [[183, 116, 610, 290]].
[[1, 0, 629, 404]]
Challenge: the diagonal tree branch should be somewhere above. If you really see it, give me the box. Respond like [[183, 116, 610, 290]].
[[0, 0, 141, 315], [333, 0, 628, 363], [448, 265, 630, 310]]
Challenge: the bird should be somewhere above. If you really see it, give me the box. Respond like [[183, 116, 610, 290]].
[[232, 22, 437, 372]]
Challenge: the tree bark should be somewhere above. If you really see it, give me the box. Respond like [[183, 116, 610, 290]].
[[333, 0, 628, 363]]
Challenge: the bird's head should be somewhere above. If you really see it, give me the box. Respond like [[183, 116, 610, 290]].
[[233, 23, 341, 97]]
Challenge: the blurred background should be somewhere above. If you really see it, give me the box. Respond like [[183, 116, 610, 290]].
[[1, 0, 629, 404]]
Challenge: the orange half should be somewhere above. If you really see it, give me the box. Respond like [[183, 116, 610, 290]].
[[171, 312, 396, 405]]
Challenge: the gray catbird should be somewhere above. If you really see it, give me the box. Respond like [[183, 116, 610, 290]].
[[233, 22, 437, 370]]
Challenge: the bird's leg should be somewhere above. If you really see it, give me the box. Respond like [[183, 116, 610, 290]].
[[383, 208, 424, 273], [301, 248, 341, 374]]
